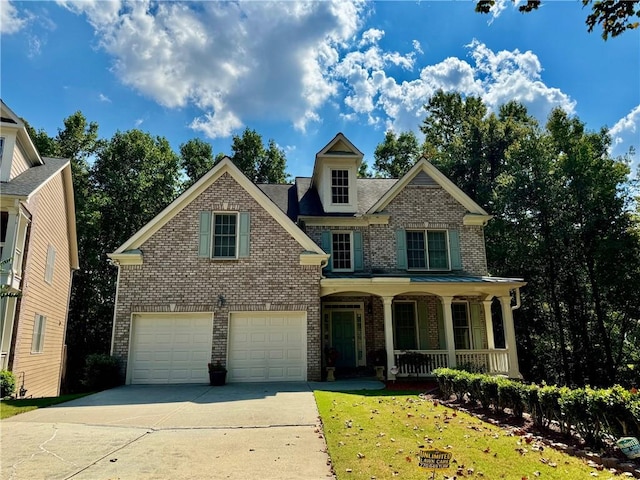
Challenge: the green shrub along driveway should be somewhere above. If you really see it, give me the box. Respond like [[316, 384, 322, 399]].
[[315, 390, 607, 480]]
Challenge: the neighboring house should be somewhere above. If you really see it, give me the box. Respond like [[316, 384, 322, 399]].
[[109, 133, 524, 385], [0, 101, 79, 398]]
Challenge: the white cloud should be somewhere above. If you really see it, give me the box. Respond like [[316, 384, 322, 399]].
[[58, 1, 575, 143], [609, 105, 640, 173], [1, 1, 31, 35], [59, 0, 367, 138], [99, 93, 111, 103]]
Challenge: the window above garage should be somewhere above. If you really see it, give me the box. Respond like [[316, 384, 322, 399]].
[[199, 211, 250, 259]]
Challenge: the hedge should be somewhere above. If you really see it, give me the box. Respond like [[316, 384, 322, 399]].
[[433, 368, 640, 450]]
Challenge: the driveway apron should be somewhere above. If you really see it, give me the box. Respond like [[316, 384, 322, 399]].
[[1, 383, 334, 480]]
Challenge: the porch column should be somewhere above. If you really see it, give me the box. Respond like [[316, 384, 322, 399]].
[[499, 295, 522, 378], [382, 296, 396, 380], [441, 296, 456, 369], [482, 298, 495, 350]]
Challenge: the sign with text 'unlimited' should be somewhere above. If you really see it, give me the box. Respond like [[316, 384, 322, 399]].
[[419, 450, 452, 469]]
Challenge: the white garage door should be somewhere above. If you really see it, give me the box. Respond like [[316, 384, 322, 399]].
[[128, 313, 214, 384], [228, 312, 307, 382]]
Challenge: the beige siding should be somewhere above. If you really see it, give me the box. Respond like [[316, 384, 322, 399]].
[[12, 173, 72, 397], [9, 139, 30, 181], [113, 173, 324, 381]]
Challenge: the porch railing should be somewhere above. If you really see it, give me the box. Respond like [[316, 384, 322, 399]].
[[393, 349, 509, 376]]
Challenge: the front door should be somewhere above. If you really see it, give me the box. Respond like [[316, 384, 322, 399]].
[[331, 311, 356, 368]]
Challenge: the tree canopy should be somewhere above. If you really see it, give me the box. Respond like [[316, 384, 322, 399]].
[[475, 0, 640, 40]]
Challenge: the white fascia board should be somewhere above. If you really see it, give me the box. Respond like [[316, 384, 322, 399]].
[[299, 252, 330, 266], [108, 252, 143, 266], [298, 214, 389, 226], [463, 214, 493, 226]]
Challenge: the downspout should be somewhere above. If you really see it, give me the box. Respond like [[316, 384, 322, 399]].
[[511, 287, 521, 310], [109, 260, 121, 355]]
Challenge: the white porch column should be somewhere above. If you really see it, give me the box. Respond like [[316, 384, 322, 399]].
[[499, 295, 522, 378], [482, 298, 495, 350], [382, 296, 396, 380], [441, 296, 456, 369]]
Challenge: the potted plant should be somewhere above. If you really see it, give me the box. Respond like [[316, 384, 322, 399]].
[[208, 362, 227, 386], [325, 347, 339, 382]]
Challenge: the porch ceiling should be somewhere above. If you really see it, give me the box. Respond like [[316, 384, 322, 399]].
[[320, 275, 526, 298]]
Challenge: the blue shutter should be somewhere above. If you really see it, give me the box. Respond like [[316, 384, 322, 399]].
[[470, 303, 486, 349], [198, 211, 211, 257], [321, 230, 332, 271], [238, 212, 250, 258], [353, 231, 363, 271], [396, 229, 407, 270], [449, 230, 462, 270]]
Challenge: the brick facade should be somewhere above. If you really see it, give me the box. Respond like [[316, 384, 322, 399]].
[[112, 173, 324, 380]]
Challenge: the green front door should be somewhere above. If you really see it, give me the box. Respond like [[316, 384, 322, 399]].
[[331, 311, 356, 368]]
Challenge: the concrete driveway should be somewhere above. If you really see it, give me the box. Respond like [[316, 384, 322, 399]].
[[1, 381, 381, 480]]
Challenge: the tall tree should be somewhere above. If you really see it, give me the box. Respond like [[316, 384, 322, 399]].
[[373, 131, 421, 178], [475, 0, 640, 40], [225, 128, 288, 183], [180, 138, 215, 189]]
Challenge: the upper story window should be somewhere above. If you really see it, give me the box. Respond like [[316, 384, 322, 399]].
[[45, 245, 56, 284], [331, 232, 353, 272], [0, 211, 7, 257], [406, 230, 449, 270], [397, 228, 462, 272], [31, 314, 46, 353], [321, 229, 363, 272], [331, 169, 349, 204], [213, 213, 237, 258], [198, 211, 250, 260]]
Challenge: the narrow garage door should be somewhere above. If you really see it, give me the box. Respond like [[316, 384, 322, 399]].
[[128, 313, 214, 384], [228, 312, 307, 382]]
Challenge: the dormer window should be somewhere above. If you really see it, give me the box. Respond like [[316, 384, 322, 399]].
[[331, 169, 349, 204]]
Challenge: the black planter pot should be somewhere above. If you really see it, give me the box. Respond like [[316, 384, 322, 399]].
[[209, 370, 226, 386]]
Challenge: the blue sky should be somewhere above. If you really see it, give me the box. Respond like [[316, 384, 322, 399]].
[[2, 1, 639, 180]]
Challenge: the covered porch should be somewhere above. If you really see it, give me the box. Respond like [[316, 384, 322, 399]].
[[320, 275, 525, 380]]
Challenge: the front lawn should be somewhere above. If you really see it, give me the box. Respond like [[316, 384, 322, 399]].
[[1, 393, 89, 419], [315, 390, 606, 480]]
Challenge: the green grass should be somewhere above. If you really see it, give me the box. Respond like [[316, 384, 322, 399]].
[[315, 390, 608, 480], [0, 393, 90, 419]]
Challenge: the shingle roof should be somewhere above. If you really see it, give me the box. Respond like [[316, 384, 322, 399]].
[[325, 273, 524, 283], [256, 184, 298, 220], [0, 157, 69, 197], [294, 177, 397, 217]]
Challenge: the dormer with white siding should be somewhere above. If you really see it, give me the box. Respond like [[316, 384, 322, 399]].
[[0, 100, 44, 183], [311, 133, 363, 214]]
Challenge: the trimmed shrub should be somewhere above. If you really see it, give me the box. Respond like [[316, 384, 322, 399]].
[[82, 354, 122, 391], [1, 370, 16, 398]]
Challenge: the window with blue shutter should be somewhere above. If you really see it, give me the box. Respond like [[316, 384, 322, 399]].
[[199, 211, 250, 259], [321, 230, 332, 271], [353, 231, 363, 271], [198, 211, 211, 257]]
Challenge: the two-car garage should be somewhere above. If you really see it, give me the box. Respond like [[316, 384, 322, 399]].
[[127, 312, 307, 384]]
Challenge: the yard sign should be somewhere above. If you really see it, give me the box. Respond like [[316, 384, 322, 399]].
[[418, 449, 451, 479]]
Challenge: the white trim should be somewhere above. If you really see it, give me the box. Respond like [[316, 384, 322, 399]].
[[298, 215, 389, 226], [112, 157, 323, 256], [367, 158, 490, 216], [31, 313, 46, 353], [323, 302, 365, 367], [108, 252, 143, 265], [463, 213, 493, 226]]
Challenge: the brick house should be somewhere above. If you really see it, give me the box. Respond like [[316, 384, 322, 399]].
[[0, 100, 79, 397], [109, 133, 524, 384]]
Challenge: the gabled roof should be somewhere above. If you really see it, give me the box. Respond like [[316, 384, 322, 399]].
[[112, 158, 325, 258], [311, 133, 363, 186], [0, 99, 42, 167], [367, 157, 490, 219], [1, 157, 68, 197]]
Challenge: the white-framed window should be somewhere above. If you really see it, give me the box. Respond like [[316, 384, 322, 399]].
[[331, 169, 349, 204], [31, 314, 46, 353], [331, 231, 353, 272], [393, 301, 418, 350], [452, 302, 471, 349], [406, 230, 449, 270], [44, 244, 56, 284], [212, 213, 238, 259]]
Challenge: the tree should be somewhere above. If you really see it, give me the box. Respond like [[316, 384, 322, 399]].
[[475, 0, 640, 40], [373, 131, 421, 178], [225, 128, 288, 183], [180, 138, 215, 189]]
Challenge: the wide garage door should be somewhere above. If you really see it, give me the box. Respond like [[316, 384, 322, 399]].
[[228, 312, 307, 382], [128, 313, 214, 384]]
